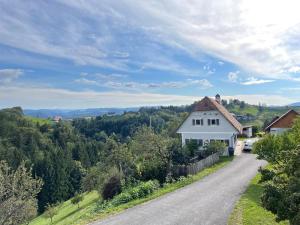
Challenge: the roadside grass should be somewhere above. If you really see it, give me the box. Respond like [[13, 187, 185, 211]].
[[30, 156, 233, 225], [228, 173, 289, 225]]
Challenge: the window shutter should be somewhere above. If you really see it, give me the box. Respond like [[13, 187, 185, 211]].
[[192, 119, 195, 125], [208, 119, 211, 125], [201, 119, 203, 125], [216, 119, 219, 125]]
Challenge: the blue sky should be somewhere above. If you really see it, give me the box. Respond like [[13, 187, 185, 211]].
[[1, 0, 300, 108]]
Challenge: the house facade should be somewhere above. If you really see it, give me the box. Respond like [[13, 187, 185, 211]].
[[177, 95, 243, 155], [265, 109, 299, 135]]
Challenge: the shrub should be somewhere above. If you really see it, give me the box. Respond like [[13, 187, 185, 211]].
[[97, 180, 160, 211], [111, 192, 133, 206], [71, 193, 84, 209], [203, 141, 226, 155], [102, 175, 121, 200]]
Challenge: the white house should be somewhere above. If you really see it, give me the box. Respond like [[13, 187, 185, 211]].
[[177, 95, 243, 155]]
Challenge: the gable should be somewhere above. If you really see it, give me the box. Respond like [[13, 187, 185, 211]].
[[177, 110, 239, 133], [266, 110, 299, 130], [178, 96, 242, 133]]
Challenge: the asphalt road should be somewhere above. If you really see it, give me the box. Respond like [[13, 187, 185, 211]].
[[92, 153, 266, 225]]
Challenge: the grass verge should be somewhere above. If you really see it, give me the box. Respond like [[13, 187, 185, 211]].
[[228, 173, 289, 225], [30, 156, 233, 225]]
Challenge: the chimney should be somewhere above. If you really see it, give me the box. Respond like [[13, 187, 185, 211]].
[[215, 94, 221, 104]]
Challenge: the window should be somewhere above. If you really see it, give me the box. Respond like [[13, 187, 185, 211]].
[[185, 139, 203, 146], [208, 119, 219, 126], [211, 119, 216, 125], [193, 119, 203, 126]]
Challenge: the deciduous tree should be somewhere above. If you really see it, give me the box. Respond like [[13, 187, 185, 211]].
[[0, 161, 43, 225]]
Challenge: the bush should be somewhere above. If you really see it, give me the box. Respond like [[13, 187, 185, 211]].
[[111, 192, 133, 205], [71, 193, 84, 209], [102, 175, 121, 200], [97, 180, 160, 210], [202, 141, 226, 156]]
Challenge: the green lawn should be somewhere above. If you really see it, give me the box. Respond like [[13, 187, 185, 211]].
[[228, 173, 290, 225], [30, 156, 233, 225]]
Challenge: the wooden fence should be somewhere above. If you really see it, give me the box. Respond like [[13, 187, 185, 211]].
[[172, 152, 220, 177]]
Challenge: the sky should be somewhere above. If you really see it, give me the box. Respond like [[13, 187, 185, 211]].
[[1, 0, 300, 109]]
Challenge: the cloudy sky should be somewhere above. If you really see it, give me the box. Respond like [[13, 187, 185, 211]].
[[1, 0, 300, 109]]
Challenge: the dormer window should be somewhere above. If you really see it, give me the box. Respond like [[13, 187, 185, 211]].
[[208, 119, 219, 126], [192, 119, 203, 126]]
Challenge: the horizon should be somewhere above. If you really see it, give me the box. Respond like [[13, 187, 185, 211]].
[[5, 95, 297, 110], [1, 1, 300, 108]]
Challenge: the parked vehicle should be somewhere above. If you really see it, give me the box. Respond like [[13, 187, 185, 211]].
[[243, 138, 259, 151]]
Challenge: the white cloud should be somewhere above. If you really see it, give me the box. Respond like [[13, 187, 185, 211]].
[[74, 78, 99, 85], [241, 77, 275, 85], [2, 1, 300, 78], [0, 69, 23, 83], [0, 86, 294, 109], [288, 66, 300, 73], [227, 71, 239, 83], [222, 94, 294, 106], [74, 74, 213, 90]]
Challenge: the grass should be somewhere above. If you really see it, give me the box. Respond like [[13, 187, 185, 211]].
[[228, 173, 290, 225], [30, 156, 233, 225], [29, 191, 99, 225], [25, 116, 53, 125]]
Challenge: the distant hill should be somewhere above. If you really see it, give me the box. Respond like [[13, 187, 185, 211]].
[[289, 102, 300, 107], [23, 107, 139, 119]]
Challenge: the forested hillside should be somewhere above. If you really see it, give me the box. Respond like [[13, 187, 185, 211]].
[[0, 107, 103, 212]]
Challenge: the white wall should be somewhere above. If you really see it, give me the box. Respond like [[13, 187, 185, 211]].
[[177, 111, 237, 133], [177, 110, 239, 150], [270, 128, 289, 135]]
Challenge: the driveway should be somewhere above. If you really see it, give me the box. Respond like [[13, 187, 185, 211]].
[[92, 153, 266, 225], [234, 140, 244, 156]]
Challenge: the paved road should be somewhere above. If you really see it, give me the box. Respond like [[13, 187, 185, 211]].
[[92, 153, 266, 225]]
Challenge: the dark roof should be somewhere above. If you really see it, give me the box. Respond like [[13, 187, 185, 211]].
[[264, 109, 299, 131], [177, 96, 243, 133]]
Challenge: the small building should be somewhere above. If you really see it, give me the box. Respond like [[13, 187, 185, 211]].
[[242, 126, 252, 138], [176, 94, 243, 155], [265, 109, 299, 135], [53, 116, 62, 123]]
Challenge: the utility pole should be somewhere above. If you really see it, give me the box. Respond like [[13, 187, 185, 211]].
[[149, 116, 152, 129]]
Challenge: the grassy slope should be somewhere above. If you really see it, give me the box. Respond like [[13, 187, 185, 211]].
[[30, 156, 233, 225], [228, 173, 289, 225], [25, 116, 53, 125]]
